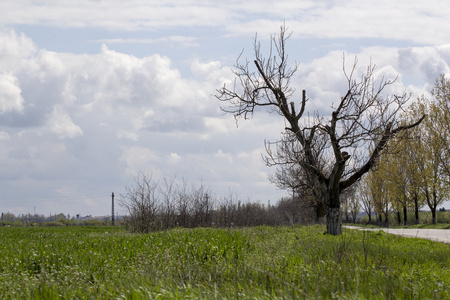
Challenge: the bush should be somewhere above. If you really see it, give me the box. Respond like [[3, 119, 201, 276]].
[[120, 173, 295, 233], [41, 221, 65, 227]]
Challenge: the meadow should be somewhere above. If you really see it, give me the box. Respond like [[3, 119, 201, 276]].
[[0, 225, 448, 299]]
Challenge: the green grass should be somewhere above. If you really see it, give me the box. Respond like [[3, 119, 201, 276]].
[[0, 225, 448, 299]]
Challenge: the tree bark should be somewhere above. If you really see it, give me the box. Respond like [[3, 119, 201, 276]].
[[403, 205, 408, 226], [414, 192, 419, 224], [324, 176, 343, 235], [325, 186, 342, 235], [431, 190, 438, 225], [431, 207, 437, 225], [326, 206, 342, 235]]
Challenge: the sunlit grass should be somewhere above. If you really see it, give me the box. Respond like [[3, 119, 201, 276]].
[[0, 225, 448, 299]]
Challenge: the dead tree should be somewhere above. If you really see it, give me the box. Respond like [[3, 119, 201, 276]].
[[215, 24, 424, 235]]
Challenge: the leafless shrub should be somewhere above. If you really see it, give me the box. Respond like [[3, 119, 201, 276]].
[[120, 172, 324, 233], [119, 172, 162, 233]]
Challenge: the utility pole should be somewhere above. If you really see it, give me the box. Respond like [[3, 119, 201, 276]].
[[111, 192, 115, 226]]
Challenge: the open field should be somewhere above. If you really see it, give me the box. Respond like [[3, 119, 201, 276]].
[[0, 225, 449, 299]]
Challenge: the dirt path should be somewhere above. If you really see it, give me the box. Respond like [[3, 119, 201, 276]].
[[344, 226, 450, 244]]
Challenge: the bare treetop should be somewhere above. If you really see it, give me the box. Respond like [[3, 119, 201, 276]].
[[217, 26, 300, 120]]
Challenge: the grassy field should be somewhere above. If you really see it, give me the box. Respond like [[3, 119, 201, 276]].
[[0, 225, 448, 299]]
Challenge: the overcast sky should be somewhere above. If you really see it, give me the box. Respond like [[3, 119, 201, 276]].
[[1, 1, 450, 217]]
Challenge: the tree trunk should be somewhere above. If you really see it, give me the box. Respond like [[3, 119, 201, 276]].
[[431, 190, 437, 225], [403, 205, 408, 226], [396, 211, 401, 225], [383, 212, 389, 227], [431, 207, 437, 225], [325, 186, 342, 235], [414, 192, 419, 224], [326, 206, 342, 235]]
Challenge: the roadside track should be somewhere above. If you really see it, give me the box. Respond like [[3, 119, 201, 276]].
[[344, 226, 450, 244]]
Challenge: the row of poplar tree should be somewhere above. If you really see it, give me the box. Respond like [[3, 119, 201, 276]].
[[325, 75, 449, 226]]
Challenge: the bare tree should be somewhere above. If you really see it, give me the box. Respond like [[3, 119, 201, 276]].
[[175, 177, 191, 227], [160, 176, 177, 229], [189, 181, 212, 227], [119, 172, 162, 233], [119, 172, 303, 231], [215, 24, 424, 235]]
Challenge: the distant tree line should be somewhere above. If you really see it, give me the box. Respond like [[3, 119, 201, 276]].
[[0, 212, 67, 224], [352, 75, 450, 226], [118, 172, 323, 233], [0, 212, 112, 227]]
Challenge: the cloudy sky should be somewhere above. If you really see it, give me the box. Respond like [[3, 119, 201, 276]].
[[1, 1, 449, 217]]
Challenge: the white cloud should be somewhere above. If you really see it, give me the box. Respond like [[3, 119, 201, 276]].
[[0, 1, 230, 30], [224, 1, 450, 45], [168, 152, 181, 164], [398, 46, 450, 83], [2, 1, 450, 45], [214, 149, 233, 164], [0, 29, 36, 71], [0, 131, 9, 140], [96, 36, 200, 48], [120, 146, 161, 172], [117, 130, 139, 141], [0, 73, 25, 113], [47, 105, 83, 138], [191, 60, 222, 79]]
